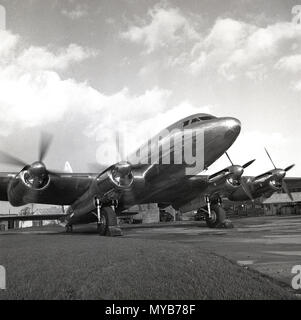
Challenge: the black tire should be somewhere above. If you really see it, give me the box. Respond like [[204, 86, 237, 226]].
[[65, 225, 73, 233], [97, 207, 117, 236], [205, 205, 226, 228]]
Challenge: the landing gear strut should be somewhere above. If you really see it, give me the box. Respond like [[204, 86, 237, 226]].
[[204, 196, 229, 228], [95, 198, 123, 237]]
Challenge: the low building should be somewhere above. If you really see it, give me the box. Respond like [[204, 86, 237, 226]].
[[129, 203, 160, 223], [262, 192, 301, 215], [0, 203, 63, 230], [118, 203, 161, 224]]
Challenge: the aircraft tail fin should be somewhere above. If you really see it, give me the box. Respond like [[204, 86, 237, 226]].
[[64, 161, 73, 173]]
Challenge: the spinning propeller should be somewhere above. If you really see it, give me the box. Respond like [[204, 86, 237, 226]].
[[89, 131, 135, 189], [254, 148, 295, 201], [208, 152, 255, 201], [0, 132, 59, 189]]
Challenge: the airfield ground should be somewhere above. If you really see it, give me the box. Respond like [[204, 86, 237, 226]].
[[0, 215, 300, 300]]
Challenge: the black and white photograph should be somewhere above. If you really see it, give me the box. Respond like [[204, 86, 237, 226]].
[[0, 0, 301, 307]]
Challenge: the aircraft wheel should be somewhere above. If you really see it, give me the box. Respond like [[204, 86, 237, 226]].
[[205, 205, 226, 228], [97, 211, 108, 236], [97, 206, 119, 236], [65, 225, 73, 233]]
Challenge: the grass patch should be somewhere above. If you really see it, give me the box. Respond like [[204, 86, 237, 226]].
[[0, 228, 294, 300]]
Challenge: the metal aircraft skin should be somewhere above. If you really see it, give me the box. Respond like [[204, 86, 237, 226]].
[[0, 114, 298, 234]]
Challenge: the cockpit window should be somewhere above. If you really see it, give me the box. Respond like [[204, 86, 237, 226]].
[[183, 116, 215, 127], [199, 116, 215, 121]]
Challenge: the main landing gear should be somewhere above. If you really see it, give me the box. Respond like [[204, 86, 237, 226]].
[[65, 225, 73, 233], [95, 198, 123, 237], [204, 196, 233, 229]]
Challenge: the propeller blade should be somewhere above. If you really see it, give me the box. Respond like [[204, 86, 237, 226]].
[[254, 171, 273, 181], [264, 148, 277, 169], [0, 150, 28, 168], [208, 169, 230, 181], [241, 178, 254, 201], [115, 130, 126, 162], [285, 164, 295, 172], [242, 159, 256, 169], [282, 180, 293, 201], [225, 152, 234, 166], [39, 132, 53, 162]]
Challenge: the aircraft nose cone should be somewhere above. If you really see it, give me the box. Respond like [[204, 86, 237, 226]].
[[222, 117, 241, 140]]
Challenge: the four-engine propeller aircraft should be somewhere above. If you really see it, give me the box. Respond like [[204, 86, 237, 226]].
[[0, 114, 298, 236]]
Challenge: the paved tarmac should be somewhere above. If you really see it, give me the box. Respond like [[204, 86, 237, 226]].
[[122, 215, 301, 292]]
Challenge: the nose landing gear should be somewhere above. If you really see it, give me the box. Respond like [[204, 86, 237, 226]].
[[204, 196, 233, 229], [95, 198, 123, 236]]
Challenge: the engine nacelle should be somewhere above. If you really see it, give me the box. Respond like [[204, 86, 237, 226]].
[[228, 176, 281, 201], [7, 170, 51, 206], [207, 177, 241, 198], [108, 162, 134, 188]]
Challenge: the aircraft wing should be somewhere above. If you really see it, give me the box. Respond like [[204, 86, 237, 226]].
[[0, 172, 95, 205], [185, 175, 301, 193], [284, 177, 301, 191], [155, 174, 301, 210]]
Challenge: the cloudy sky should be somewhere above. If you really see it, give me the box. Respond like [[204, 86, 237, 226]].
[[0, 0, 300, 177]]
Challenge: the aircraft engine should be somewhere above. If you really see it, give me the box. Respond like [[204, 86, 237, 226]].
[[20, 162, 50, 190], [108, 161, 134, 188], [228, 171, 289, 201], [207, 155, 255, 199], [96, 161, 134, 189], [0, 132, 60, 206], [229, 149, 295, 201], [93, 161, 134, 203]]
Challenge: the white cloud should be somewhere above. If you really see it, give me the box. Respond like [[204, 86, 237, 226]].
[[0, 29, 100, 133], [0, 29, 209, 165], [293, 80, 301, 91], [121, 4, 199, 53], [275, 54, 301, 73], [61, 5, 88, 20], [193, 19, 301, 77], [122, 7, 301, 81], [0, 29, 18, 60], [17, 44, 97, 71], [189, 51, 207, 74], [186, 18, 301, 80]]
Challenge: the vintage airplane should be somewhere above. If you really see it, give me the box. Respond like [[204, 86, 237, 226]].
[[0, 114, 297, 236]]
